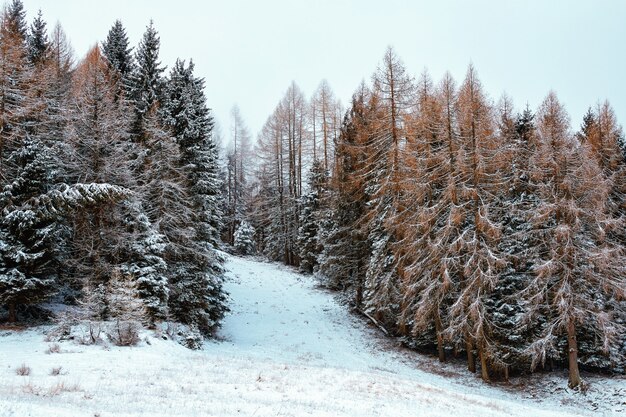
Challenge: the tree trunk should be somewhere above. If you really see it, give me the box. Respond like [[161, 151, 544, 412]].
[[479, 345, 491, 382], [567, 319, 582, 389], [466, 339, 476, 373], [434, 313, 445, 362], [8, 302, 16, 322]]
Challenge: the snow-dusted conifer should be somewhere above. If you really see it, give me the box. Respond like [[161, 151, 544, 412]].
[[26, 10, 48, 65], [161, 59, 226, 332], [234, 221, 255, 255], [129, 20, 164, 141]]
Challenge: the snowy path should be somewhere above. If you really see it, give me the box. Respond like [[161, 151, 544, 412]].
[[0, 255, 622, 417]]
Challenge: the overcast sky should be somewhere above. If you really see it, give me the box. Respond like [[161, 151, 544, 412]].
[[22, 0, 626, 145]]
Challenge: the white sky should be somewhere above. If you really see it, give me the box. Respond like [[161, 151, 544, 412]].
[[22, 0, 626, 144]]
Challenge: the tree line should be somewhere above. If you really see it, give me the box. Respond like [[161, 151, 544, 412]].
[[0, 0, 226, 341], [240, 47, 626, 388]]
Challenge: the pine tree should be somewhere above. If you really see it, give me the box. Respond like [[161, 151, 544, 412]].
[[102, 19, 134, 104], [0, 3, 30, 189], [63, 47, 167, 321]]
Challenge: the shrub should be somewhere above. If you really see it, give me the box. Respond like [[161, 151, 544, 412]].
[[16, 364, 31, 376], [107, 320, 141, 346]]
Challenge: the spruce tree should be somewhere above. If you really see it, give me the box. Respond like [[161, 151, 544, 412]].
[[5, 0, 26, 40], [129, 20, 164, 141], [102, 20, 134, 78], [297, 160, 328, 273], [234, 221, 255, 255], [161, 59, 226, 333], [27, 10, 48, 65], [318, 87, 370, 304]]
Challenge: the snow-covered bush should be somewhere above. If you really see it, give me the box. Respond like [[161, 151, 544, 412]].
[[107, 320, 141, 346]]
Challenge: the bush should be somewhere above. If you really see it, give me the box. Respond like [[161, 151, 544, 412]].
[[45, 343, 61, 354], [16, 364, 31, 376], [49, 366, 63, 376], [107, 320, 141, 346]]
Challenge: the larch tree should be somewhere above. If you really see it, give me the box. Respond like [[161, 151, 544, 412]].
[[223, 105, 252, 245], [251, 82, 308, 266], [521, 92, 625, 388], [361, 47, 415, 330], [392, 70, 451, 361], [443, 65, 505, 381], [311, 80, 340, 173]]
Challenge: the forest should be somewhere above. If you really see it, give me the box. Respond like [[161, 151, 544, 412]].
[[0, 0, 624, 393], [225, 53, 626, 388], [0, 0, 226, 347]]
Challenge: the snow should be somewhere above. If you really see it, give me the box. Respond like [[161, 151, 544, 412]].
[[1, 254, 624, 417]]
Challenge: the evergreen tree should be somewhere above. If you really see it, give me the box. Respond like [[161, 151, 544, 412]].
[[234, 221, 255, 255], [63, 47, 167, 321], [0, 137, 56, 322], [161, 59, 226, 333], [129, 20, 164, 141], [5, 0, 26, 40], [162, 59, 222, 248], [102, 20, 134, 78], [297, 160, 328, 273], [102, 19, 134, 104], [318, 87, 370, 305], [27, 10, 48, 65]]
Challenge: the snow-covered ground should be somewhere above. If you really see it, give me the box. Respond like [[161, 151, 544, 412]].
[[0, 255, 624, 416]]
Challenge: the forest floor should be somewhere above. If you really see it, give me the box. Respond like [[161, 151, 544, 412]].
[[0, 254, 624, 416]]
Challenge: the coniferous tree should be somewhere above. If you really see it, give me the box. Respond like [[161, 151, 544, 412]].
[[318, 86, 371, 305], [26, 9, 48, 65], [362, 48, 414, 330], [63, 46, 167, 321], [5, 0, 26, 40], [161, 59, 226, 332], [234, 221, 255, 255], [297, 160, 328, 273], [102, 20, 134, 78], [129, 20, 164, 141], [520, 92, 625, 388], [102, 19, 134, 102]]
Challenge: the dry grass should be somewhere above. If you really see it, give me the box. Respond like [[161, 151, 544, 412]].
[[49, 366, 64, 376], [21, 381, 83, 397], [45, 343, 61, 354], [47, 381, 82, 397], [15, 363, 31, 376]]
